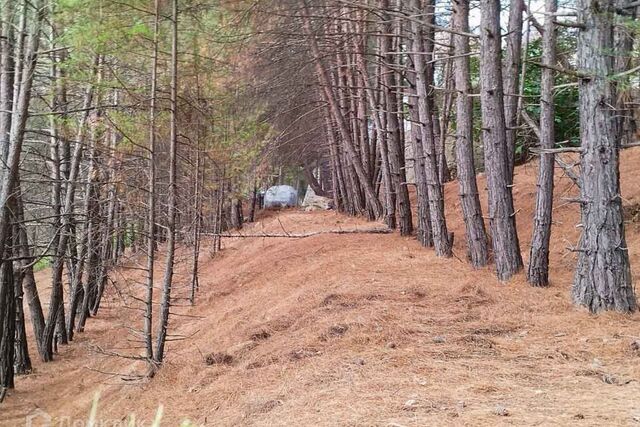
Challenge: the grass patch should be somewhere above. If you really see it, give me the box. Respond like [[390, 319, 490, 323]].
[[33, 256, 52, 272]]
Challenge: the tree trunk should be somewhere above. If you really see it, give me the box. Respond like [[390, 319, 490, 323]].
[[155, 0, 179, 363], [382, 0, 413, 235], [614, 0, 638, 146], [0, 0, 45, 267], [410, 0, 452, 257], [406, 25, 433, 248], [303, 164, 329, 198], [13, 252, 32, 375], [527, 0, 557, 286], [479, 0, 523, 280], [452, 0, 489, 267], [144, 0, 160, 361], [572, 0, 636, 312], [504, 0, 524, 180], [231, 198, 243, 229], [14, 177, 46, 360], [76, 119, 103, 332], [0, 246, 16, 390]]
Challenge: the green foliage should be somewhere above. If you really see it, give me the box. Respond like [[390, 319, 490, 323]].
[[522, 31, 580, 147], [50, 0, 273, 204], [33, 256, 52, 272]]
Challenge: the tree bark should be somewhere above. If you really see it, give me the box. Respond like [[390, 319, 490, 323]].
[[410, 0, 452, 257], [155, 0, 179, 363], [479, 0, 523, 280], [144, 0, 160, 362], [13, 249, 32, 375], [0, 0, 45, 264], [406, 22, 433, 248], [527, 0, 557, 286], [14, 177, 46, 360], [504, 0, 525, 181], [0, 244, 16, 390], [382, 0, 413, 236], [452, 0, 489, 267], [572, 0, 636, 312]]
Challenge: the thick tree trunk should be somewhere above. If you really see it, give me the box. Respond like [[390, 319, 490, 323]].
[[452, 0, 489, 267], [479, 0, 523, 280], [0, 247, 16, 390], [13, 255, 32, 375], [527, 0, 557, 286], [572, 0, 636, 312]]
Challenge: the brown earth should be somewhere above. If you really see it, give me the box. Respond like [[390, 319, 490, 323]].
[[3, 149, 640, 426]]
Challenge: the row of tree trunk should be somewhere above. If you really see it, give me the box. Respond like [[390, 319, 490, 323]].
[[284, 0, 637, 311]]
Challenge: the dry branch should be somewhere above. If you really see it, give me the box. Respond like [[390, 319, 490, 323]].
[[202, 228, 392, 239]]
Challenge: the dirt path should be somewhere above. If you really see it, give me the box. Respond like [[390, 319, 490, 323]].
[[3, 150, 640, 426]]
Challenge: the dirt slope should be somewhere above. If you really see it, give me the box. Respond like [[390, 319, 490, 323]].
[[3, 149, 640, 426]]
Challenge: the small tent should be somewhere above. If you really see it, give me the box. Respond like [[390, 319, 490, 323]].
[[264, 185, 298, 208]]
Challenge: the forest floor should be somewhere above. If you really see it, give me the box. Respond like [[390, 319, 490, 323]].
[[4, 149, 640, 426]]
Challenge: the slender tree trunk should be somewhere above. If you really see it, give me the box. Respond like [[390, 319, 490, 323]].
[[410, 0, 452, 257], [190, 149, 203, 305], [145, 0, 160, 361], [325, 117, 345, 211], [504, 0, 524, 180], [248, 179, 258, 222], [614, 0, 638, 145], [404, 14, 433, 247], [437, 38, 454, 184], [527, 0, 557, 286], [382, 0, 413, 235], [354, 36, 395, 227], [76, 114, 103, 332], [92, 91, 120, 314], [155, 0, 179, 363], [0, 0, 15, 164], [452, 0, 489, 267]]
